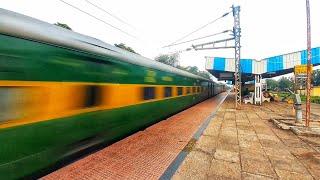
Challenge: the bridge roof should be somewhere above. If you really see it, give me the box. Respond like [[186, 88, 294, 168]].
[[205, 47, 320, 82]]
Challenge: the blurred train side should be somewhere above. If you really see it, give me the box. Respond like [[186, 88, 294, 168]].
[[0, 8, 225, 179]]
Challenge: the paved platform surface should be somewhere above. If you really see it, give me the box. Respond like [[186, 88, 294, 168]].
[[173, 94, 320, 180], [43, 92, 228, 180], [302, 103, 320, 119], [266, 101, 320, 122]]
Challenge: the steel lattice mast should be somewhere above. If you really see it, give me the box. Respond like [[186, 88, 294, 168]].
[[232, 5, 241, 109], [305, 0, 311, 127]]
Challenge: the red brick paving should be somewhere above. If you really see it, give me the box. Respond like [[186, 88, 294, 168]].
[[43, 92, 228, 180]]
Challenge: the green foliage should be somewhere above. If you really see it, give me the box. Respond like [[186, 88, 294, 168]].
[[155, 53, 179, 67], [114, 43, 139, 54], [178, 66, 211, 79], [267, 69, 320, 92], [278, 77, 294, 91], [54, 22, 72, 30], [178, 66, 198, 74], [266, 79, 279, 91], [300, 95, 320, 104], [155, 53, 211, 79], [313, 69, 320, 86], [278, 92, 291, 98], [197, 71, 211, 79]]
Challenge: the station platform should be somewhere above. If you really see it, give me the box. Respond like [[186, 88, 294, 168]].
[[43, 92, 320, 180], [173, 94, 320, 180], [43, 92, 229, 180]]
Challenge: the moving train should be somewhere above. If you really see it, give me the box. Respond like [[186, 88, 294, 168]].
[[0, 9, 225, 179]]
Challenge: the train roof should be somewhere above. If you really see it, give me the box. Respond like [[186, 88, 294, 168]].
[[0, 8, 210, 81]]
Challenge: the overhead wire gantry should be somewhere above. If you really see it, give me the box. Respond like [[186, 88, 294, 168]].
[[166, 5, 242, 109], [232, 5, 242, 109]]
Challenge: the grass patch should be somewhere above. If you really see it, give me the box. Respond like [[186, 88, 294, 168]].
[[300, 95, 320, 104], [270, 91, 320, 104]]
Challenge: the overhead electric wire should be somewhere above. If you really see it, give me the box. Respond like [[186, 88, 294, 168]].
[[192, 37, 234, 47], [85, 0, 136, 29], [162, 30, 232, 48], [166, 48, 193, 55], [58, 0, 137, 38], [165, 11, 232, 47]]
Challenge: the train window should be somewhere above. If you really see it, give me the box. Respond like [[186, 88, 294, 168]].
[[143, 87, 155, 100], [84, 85, 101, 107], [177, 87, 183, 96], [192, 87, 196, 93], [186, 87, 191, 94], [0, 87, 25, 122], [197, 87, 200, 93], [164, 87, 172, 97]]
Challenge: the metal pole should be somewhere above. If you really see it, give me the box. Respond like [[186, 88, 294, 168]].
[[306, 0, 311, 127], [233, 5, 241, 109]]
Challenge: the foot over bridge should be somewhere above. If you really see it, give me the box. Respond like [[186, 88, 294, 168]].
[[206, 47, 320, 82]]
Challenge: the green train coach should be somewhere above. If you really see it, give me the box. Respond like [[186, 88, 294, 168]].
[[0, 9, 225, 179]]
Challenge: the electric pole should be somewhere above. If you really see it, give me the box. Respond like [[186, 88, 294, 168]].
[[305, 0, 311, 127], [233, 5, 241, 109]]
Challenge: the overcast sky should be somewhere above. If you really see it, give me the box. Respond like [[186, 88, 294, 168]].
[[1, 0, 319, 72]]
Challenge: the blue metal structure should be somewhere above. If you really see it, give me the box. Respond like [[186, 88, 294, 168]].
[[206, 47, 320, 82]]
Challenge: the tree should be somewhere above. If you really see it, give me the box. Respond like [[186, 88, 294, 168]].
[[177, 66, 211, 79], [114, 43, 139, 54], [198, 71, 211, 79], [185, 66, 199, 75], [54, 22, 72, 30], [155, 53, 211, 79], [266, 79, 279, 91], [278, 77, 294, 91], [312, 69, 320, 86], [155, 53, 179, 67]]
